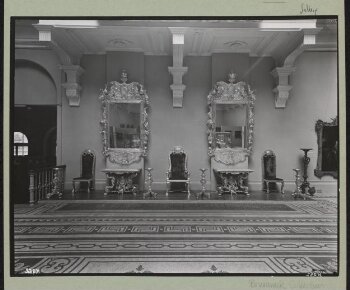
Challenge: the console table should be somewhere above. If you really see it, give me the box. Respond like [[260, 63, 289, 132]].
[[102, 168, 141, 195], [214, 169, 254, 196]]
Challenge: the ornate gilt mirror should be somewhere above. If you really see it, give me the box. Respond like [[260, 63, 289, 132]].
[[314, 117, 338, 178], [207, 71, 255, 165], [99, 70, 150, 165]]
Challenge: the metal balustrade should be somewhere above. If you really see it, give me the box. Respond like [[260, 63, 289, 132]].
[[28, 165, 66, 204]]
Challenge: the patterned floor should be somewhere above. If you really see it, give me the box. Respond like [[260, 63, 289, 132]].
[[13, 199, 338, 275]]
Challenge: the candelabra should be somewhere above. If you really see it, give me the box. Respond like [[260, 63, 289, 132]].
[[300, 148, 316, 195], [197, 168, 209, 199], [292, 168, 305, 199], [143, 168, 157, 199]]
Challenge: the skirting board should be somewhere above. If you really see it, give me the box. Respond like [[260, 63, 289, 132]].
[[65, 180, 337, 197], [65, 179, 145, 191], [65, 180, 210, 192], [151, 182, 209, 191], [248, 181, 338, 197]]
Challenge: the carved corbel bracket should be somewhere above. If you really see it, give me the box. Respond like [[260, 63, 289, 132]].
[[270, 24, 322, 109], [34, 24, 84, 106], [168, 67, 188, 107], [61, 83, 81, 106], [60, 65, 85, 106], [272, 85, 293, 108], [271, 67, 295, 108], [168, 27, 188, 108]]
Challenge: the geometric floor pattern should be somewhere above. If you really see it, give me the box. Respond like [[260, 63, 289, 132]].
[[13, 199, 338, 275]]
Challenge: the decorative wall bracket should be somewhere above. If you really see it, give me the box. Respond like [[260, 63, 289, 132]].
[[168, 27, 188, 108], [60, 65, 85, 106], [271, 67, 295, 108], [35, 24, 85, 107], [168, 67, 188, 107], [270, 26, 322, 109]]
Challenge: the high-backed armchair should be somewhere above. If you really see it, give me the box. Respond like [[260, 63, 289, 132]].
[[262, 150, 284, 194], [166, 146, 190, 197], [72, 149, 96, 194]]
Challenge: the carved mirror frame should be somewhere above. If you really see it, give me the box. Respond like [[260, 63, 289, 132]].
[[314, 117, 338, 178], [99, 70, 150, 165], [207, 72, 256, 165]]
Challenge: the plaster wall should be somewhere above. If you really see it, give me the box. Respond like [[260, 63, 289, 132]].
[[14, 50, 338, 194]]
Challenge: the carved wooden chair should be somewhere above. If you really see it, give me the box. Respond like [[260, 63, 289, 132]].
[[166, 146, 191, 197], [262, 150, 284, 194], [72, 149, 96, 194]]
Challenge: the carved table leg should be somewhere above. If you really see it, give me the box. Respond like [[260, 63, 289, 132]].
[[125, 173, 138, 195], [217, 186, 224, 196], [220, 174, 228, 196], [223, 174, 236, 197], [116, 175, 126, 195], [239, 173, 249, 195], [104, 173, 116, 196]]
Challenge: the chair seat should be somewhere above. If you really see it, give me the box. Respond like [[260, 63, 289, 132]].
[[167, 179, 189, 182], [73, 176, 92, 181], [264, 178, 284, 181]]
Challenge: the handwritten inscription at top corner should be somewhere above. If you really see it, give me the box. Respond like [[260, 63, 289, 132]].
[[300, 3, 318, 15]]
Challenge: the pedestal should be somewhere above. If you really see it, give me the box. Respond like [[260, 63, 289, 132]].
[[197, 168, 210, 199], [300, 148, 316, 196], [292, 168, 306, 199], [143, 168, 157, 199]]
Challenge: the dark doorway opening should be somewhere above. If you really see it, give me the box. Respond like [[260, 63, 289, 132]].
[[12, 105, 57, 204]]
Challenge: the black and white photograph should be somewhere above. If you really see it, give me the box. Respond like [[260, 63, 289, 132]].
[[9, 18, 340, 278]]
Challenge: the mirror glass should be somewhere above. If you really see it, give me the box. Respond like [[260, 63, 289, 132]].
[[321, 125, 338, 171], [108, 103, 141, 148], [215, 104, 247, 149]]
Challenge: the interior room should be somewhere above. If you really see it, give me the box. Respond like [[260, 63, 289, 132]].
[[12, 18, 338, 275]]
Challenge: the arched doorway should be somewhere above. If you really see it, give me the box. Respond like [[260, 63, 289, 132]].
[[13, 58, 59, 203], [13, 106, 58, 203]]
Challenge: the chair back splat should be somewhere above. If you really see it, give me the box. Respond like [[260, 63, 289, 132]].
[[81, 150, 95, 178], [72, 149, 96, 194], [262, 150, 277, 179], [262, 150, 284, 194], [166, 146, 191, 197]]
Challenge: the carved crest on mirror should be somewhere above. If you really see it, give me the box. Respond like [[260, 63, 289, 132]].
[[314, 117, 338, 178], [99, 70, 150, 165], [207, 71, 256, 165]]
